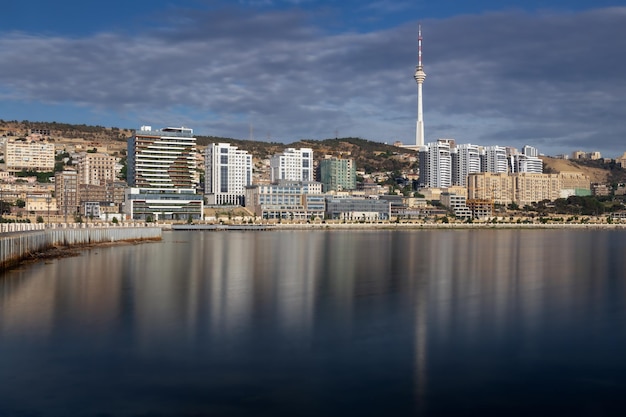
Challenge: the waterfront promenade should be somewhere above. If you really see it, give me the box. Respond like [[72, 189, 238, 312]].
[[0, 223, 162, 271]]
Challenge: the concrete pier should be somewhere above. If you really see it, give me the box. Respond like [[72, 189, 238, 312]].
[[0, 225, 162, 271]]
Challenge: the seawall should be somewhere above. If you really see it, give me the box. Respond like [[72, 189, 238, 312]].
[[0, 225, 162, 272]]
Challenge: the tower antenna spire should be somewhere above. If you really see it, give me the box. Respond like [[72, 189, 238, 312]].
[[418, 23, 423, 67], [414, 23, 427, 147]]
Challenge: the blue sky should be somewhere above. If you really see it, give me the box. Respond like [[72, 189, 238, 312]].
[[1, 0, 625, 157]]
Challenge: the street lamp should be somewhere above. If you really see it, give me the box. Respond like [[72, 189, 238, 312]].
[[46, 195, 51, 226]]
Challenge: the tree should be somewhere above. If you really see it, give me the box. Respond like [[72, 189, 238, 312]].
[[36, 216, 44, 223], [15, 199, 26, 208]]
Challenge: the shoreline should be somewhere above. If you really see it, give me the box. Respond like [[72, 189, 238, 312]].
[[192, 222, 626, 230]]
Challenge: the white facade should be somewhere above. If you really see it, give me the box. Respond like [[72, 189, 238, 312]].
[[205, 143, 252, 205], [414, 25, 426, 147], [452, 144, 481, 186], [270, 148, 313, 182], [245, 181, 325, 220], [510, 154, 543, 174], [483, 146, 508, 173], [419, 141, 451, 189], [522, 145, 539, 157]]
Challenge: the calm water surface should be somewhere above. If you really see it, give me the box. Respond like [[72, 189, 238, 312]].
[[1, 229, 625, 416]]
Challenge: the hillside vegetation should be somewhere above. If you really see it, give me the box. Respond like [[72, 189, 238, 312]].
[[541, 156, 626, 185], [4, 120, 624, 182], [2, 120, 417, 173]]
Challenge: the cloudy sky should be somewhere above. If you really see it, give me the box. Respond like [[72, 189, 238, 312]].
[[1, 0, 625, 157]]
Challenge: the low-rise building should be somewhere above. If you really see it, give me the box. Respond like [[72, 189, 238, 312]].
[[245, 181, 324, 220], [325, 197, 390, 221], [440, 192, 472, 219]]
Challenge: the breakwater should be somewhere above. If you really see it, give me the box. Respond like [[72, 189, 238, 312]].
[[0, 225, 162, 271]]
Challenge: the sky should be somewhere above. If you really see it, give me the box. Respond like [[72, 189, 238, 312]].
[[1, 0, 625, 157]]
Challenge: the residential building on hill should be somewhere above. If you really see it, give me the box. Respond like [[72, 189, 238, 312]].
[[319, 156, 356, 192], [482, 146, 508, 173], [451, 144, 480, 186], [418, 141, 452, 189], [270, 148, 313, 182], [55, 170, 79, 221], [76, 152, 119, 186], [3, 138, 55, 173]]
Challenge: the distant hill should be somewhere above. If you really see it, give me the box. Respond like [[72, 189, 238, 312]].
[[1, 120, 418, 174], [541, 156, 626, 185], [8, 120, 624, 183], [0, 119, 133, 142], [196, 136, 417, 173]]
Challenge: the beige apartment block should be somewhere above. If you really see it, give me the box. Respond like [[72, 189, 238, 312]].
[[468, 172, 564, 206], [513, 173, 562, 206], [76, 152, 119, 186], [25, 193, 58, 213], [55, 170, 79, 218], [4, 138, 55, 172], [467, 172, 514, 205], [559, 172, 591, 191]]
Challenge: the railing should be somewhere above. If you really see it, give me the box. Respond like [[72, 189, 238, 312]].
[[0, 225, 162, 271], [0, 222, 156, 234]]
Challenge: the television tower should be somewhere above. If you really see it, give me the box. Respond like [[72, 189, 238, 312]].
[[414, 24, 426, 147]]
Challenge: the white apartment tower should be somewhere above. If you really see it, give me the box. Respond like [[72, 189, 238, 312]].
[[270, 148, 313, 183], [418, 141, 451, 188], [452, 144, 481, 186], [510, 154, 543, 174], [482, 146, 508, 173], [522, 145, 539, 157], [205, 143, 253, 205], [414, 25, 427, 147]]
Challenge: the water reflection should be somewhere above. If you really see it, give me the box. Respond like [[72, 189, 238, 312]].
[[1, 229, 626, 416]]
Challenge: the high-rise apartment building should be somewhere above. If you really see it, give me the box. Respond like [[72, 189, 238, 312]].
[[452, 144, 480, 186], [205, 143, 252, 205], [76, 152, 118, 185], [319, 157, 357, 192], [482, 146, 508, 173], [4, 138, 55, 172], [55, 170, 79, 221], [270, 148, 313, 182], [125, 126, 203, 221], [522, 145, 539, 157], [127, 126, 198, 189], [418, 141, 451, 189], [509, 154, 543, 174]]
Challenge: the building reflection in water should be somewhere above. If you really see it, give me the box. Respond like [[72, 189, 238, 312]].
[[1, 229, 625, 414]]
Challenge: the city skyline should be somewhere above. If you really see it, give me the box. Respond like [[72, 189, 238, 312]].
[[1, 1, 626, 157]]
